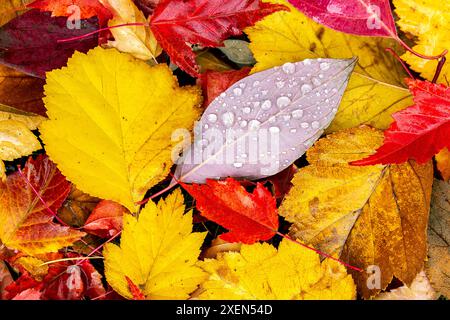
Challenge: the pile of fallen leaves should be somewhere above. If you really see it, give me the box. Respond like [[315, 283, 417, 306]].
[[0, 0, 449, 300]]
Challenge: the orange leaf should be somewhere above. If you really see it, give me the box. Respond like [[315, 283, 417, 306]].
[[0, 155, 85, 255]]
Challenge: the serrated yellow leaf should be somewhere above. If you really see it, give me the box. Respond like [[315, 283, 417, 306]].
[[196, 240, 356, 300], [101, 0, 162, 61], [279, 126, 433, 298], [40, 47, 201, 211], [245, 0, 412, 132], [394, 0, 450, 84], [104, 189, 207, 300]]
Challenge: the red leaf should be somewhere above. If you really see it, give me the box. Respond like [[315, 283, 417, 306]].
[[28, 0, 113, 25], [5, 254, 106, 300], [0, 155, 85, 254], [288, 0, 397, 37], [182, 178, 279, 244], [352, 79, 450, 166], [0, 10, 99, 78], [126, 276, 145, 300], [150, 0, 287, 77], [199, 67, 251, 107], [263, 164, 298, 200], [83, 200, 126, 238]]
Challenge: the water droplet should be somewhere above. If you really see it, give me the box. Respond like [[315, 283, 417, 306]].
[[290, 128, 297, 133], [261, 90, 268, 95], [276, 81, 285, 88], [303, 59, 312, 66], [301, 122, 309, 129], [233, 88, 243, 96], [312, 78, 321, 86], [204, 124, 209, 129], [283, 115, 291, 121], [301, 84, 312, 94], [239, 83, 246, 88], [292, 109, 304, 119], [220, 92, 226, 98], [320, 62, 330, 71], [222, 112, 235, 127], [253, 81, 260, 87], [253, 101, 261, 108], [269, 126, 280, 133], [241, 153, 248, 159], [207, 113, 217, 123], [277, 96, 291, 108], [261, 100, 272, 110], [233, 162, 243, 168], [269, 116, 277, 123], [282, 62, 296, 74], [243, 107, 251, 114], [248, 120, 261, 131], [312, 121, 320, 129], [240, 120, 248, 128]]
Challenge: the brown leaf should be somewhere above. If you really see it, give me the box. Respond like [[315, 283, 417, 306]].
[[436, 148, 450, 181], [0, 65, 46, 116], [58, 187, 100, 228], [426, 179, 450, 298]]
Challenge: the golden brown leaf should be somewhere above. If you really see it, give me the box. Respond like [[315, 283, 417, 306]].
[[426, 179, 450, 298], [436, 148, 450, 181], [279, 126, 434, 298], [58, 187, 100, 228]]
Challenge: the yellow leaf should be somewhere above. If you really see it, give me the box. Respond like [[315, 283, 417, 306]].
[[0, 119, 41, 160], [0, 104, 42, 183], [279, 126, 433, 298], [40, 47, 201, 211], [196, 50, 233, 73], [196, 239, 356, 300], [394, 0, 450, 84], [103, 189, 206, 300], [436, 148, 450, 181], [426, 179, 450, 298], [245, 0, 412, 132], [12, 256, 49, 280], [100, 0, 162, 61], [0, 0, 32, 26], [0, 104, 45, 130]]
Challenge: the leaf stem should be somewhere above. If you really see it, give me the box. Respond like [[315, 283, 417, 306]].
[[396, 37, 448, 61], [432, 56, 447, 83], [385, 47, 415, 79]]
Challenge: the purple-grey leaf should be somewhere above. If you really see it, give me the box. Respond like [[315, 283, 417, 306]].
[[176, 58, 357, 183]]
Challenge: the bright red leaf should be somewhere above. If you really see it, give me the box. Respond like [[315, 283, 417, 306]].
[[150, 0, 287, 77], [199, 67, 251, 107], [288, 0, 397, 38], [133, 0, 161, 17], [182, 178, 279, 244], [28, 0, 113, 25], [352, 79, 450, 166], [83, 200, 126, 238]]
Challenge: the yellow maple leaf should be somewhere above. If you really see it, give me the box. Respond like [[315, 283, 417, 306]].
[[245, 0, 412, 132], [394, 0, 450, 84], [100, 0, 162, 61], [0, 105, 43, 180], [40, 47, 201, 211], [196, 239, 356, 300], [103, 189, 207, 300], [279, 126, 433, 299]]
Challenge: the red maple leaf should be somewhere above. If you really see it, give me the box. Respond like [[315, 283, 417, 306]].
[[28, 0, 113, 25], [182, 178, 279, 244], [150, 0, 288, 77], [199, 67, 251, 107], [352, 79, 450, 166]]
